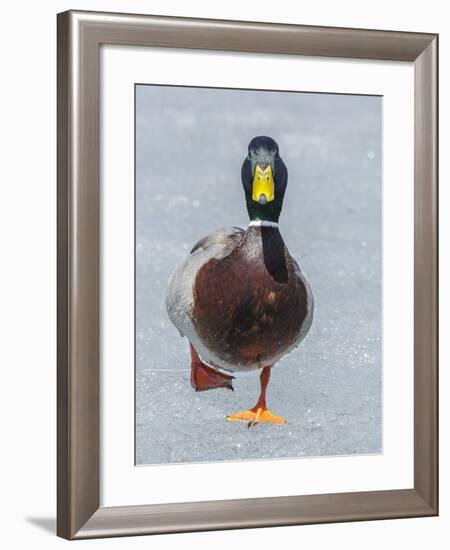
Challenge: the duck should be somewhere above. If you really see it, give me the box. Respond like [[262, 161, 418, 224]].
[[166, 136, 314, 426]]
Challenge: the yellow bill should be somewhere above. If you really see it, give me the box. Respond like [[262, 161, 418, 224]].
[[252, 164, 275, 204]]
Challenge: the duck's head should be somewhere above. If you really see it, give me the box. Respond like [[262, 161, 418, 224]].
[[241, 136, 288, 223]]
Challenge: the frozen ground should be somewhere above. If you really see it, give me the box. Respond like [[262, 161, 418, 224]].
[[135, 85, 382, 465]]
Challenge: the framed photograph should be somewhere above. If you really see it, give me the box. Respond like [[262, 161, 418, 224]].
[[57, 10, 438, 539]]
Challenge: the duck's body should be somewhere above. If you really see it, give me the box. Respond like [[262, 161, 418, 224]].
[[166, 223, 313, 373], [165, 136, 313, 425]]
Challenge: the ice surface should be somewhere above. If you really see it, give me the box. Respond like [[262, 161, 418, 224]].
[[135, 86, 382, 465]]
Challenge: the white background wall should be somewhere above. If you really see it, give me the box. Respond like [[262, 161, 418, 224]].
[[0, 0, 447, 548]]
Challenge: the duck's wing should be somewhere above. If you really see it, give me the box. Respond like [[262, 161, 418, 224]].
[[291, 256, 302, 274], [289, 254, 314, 343], [190, 226, 244, 254], [166, 227, 245, 341]]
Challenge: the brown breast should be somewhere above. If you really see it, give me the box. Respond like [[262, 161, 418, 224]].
[[192, 226, 308, 370]]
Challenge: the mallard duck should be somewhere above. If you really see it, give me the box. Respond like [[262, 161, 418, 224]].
[[166, 136, 313, 425]]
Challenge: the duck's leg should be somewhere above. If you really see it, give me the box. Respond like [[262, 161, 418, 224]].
[[190, 343, 235, 392], [227, 366, 286, 426]]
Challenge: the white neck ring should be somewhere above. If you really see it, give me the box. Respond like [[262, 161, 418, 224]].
[[248, 220, 279, 228]]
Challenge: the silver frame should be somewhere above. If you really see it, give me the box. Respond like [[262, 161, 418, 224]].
[[57, 10, 438, 539]]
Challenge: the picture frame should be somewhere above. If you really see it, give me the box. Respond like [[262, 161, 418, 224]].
[[57, 9, 438, 540]]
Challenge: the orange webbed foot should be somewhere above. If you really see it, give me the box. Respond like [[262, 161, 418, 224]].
[[227, 406, 286, 427], [190, 363, 235, 392], [190, 343, 235, 392], [227, 366, 286, 426]]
